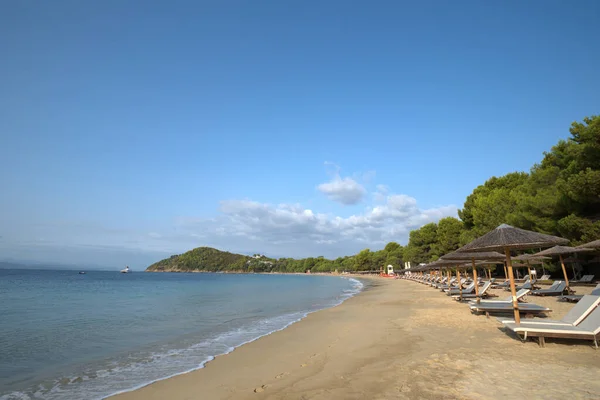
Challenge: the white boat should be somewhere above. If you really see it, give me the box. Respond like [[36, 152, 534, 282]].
[[120, 266, 130, 273]]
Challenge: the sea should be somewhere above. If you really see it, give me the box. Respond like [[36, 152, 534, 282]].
[[0, 269, 363, 400]]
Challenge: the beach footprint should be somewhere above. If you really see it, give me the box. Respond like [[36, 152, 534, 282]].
[[275, 372, 289, 379], [254, 385, 268, 393]]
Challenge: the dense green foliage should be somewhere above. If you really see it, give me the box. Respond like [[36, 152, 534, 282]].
[[405, 115, 600, 263], [147, 116, 599, 272], [146, 244, 404, 273]]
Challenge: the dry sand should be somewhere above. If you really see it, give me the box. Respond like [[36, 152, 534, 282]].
[[111, 279, 600, 400]]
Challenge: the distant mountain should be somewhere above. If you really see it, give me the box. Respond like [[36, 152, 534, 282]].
[[145, 247, 275, 272]]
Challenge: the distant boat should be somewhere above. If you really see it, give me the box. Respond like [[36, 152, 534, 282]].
[[120, 266, 130, 274], [78, 271, 86, 275]]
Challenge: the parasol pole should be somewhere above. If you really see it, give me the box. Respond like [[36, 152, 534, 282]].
[[471, 258, 480, 303], [504, 247, 520, 324], [526, 260, 532, 281], [559, 254, 570, 294], [456, 267, 462, 301]]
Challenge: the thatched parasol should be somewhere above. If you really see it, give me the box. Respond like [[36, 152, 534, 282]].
[[577, 239, 600, 249], [531, 246, 594, 292], [456, 224, 569, 324], [441, 251, 504, 302]]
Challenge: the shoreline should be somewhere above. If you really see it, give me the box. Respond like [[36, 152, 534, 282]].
[[111, 278, 600, 400], [104, 275, 370, 399]]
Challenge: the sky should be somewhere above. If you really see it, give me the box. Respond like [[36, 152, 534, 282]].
[[1, 1, 599, 269]]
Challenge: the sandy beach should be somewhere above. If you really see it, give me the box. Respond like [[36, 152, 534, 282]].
[[111, 278, 600, 400]]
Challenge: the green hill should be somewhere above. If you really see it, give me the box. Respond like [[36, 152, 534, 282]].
[[145, 243, 404, 273], [145, 247, 275, 272]]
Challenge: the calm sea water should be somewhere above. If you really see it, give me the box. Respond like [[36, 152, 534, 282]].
[[0, 269, 363, 400]]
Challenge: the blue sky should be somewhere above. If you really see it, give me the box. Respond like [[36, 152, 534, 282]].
[[1, 1, 599, 269]]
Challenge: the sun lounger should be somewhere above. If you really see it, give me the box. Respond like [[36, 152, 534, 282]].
[[492, 280, 510, 289], [559, 284, 600, 303], [531, 281, 567, 296], [439, 278, 465, 291], [435, 278, 455, 289], [538, 274, 551, 281], [453, 281, 492, 301], [572, 275, 595, 284], [503, 303, 600, 348], [499, 295, 600, 325], [470, 302, 551, 317], [506, 280, 535, 291], [446, 282, 475, 295], [468, 289, 531, 306]]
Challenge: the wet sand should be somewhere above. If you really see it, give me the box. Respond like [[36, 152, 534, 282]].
[[111, 279, 600, 400]]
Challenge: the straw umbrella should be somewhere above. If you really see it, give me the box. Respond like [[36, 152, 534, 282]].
[[530, 246, 594, 293], [441, 251, 505, 303], [577, 239, 600, 249], [455, 224, 568, 324]]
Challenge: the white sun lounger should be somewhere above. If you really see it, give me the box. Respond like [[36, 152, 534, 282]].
[[498, 295, 600, 325], [453, 281, 492, 301], [468, 289, 531, 307], [503, 303, 600, 348]]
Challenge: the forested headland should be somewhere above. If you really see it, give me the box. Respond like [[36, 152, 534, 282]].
[[146, 116, 599, 273]]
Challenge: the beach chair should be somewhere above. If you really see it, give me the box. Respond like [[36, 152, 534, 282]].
[[502, 303, 600, 348], [531, 281, 567, 296], [469, 288, 531, 306], [572, 275, 595, 284], [438, 278, 464, 291], [558, 284, 600, 303], [434, 277, 454, 289], [445, 282, 475, 296], [499, 295, 600, 325], [493, 280, 510, 289], [469, 301, 551, 318], [452, 281, 492, 301], [539, 274, 551, 281], [505, 280, 535, 291], [430, 277, 445, 287]]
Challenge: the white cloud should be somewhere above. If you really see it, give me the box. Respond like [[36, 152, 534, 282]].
[[317, 176, 367, 205], [173, 193, 458, 258], [317, 162, 368, 205]]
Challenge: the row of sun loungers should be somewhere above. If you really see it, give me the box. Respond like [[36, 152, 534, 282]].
[[403, 273, 600, 348]]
